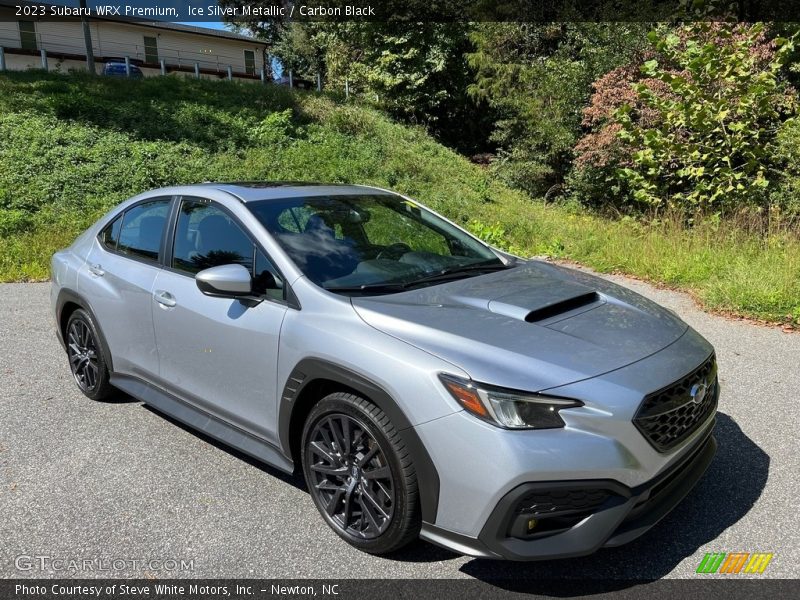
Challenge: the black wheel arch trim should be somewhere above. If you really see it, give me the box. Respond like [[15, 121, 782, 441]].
[[55, 288, 114, 373], [279, 357, 440, 524]]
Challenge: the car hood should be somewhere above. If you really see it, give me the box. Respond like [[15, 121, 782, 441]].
[[350, 261, 688, 392]]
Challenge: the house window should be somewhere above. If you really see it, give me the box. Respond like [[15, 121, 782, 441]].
[[244, 50, 256, 75], [143, 36, 158, 64], [18, 21, 37, 51]]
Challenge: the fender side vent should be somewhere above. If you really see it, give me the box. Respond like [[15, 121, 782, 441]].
[[524, 292, 601, 323]]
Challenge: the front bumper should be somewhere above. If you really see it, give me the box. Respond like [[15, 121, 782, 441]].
[[420, 422, 716, 560]]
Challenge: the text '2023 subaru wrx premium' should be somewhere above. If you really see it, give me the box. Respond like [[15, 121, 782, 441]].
[[51, 183, 718, 560]]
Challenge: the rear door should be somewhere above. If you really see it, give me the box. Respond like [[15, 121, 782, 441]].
[[79, 197, 172, 379], [150, 197, 288, 443]]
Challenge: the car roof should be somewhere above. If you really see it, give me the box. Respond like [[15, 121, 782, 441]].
[[158, 182, 397, 203]]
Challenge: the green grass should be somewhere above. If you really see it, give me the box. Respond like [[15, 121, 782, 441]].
[[1, 71, 798, 325], [472, 205, 800, 324]]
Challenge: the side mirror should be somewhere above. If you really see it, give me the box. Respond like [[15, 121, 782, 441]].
[[253, 270, 280, 292], [195, 264, 253, 298]]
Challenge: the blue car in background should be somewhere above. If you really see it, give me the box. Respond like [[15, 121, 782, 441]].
[[102, 62, 144, 79]]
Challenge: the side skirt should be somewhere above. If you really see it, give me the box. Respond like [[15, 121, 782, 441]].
[[110, 373, 294, 473]]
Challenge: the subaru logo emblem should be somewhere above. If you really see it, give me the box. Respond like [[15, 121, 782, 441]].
[[690, 382, 708, 405]]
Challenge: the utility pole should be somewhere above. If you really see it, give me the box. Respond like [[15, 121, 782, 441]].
[[79, 0, 95, 74]]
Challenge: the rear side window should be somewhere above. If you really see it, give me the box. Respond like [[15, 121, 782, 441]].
[[99, 215, 122, 250], [117, 199, 171, 261]]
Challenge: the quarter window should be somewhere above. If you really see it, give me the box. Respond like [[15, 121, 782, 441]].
[[99, 215, 123, 250], [254, 249, 283, 300], [117, 199, 171, 261]]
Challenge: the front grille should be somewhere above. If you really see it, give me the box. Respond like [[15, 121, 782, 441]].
[[514, 488, 612, 517], [634, 354, 718, 452]]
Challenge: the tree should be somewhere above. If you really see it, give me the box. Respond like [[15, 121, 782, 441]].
[[265, 21, 492, 154], [324, 22, 490, 152], [467, 23, 650, 195], [613, 23, 796, 213], [217, 0, 291, 80], [270, 21, 328, 79]]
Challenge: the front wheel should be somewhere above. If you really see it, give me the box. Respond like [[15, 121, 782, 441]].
[[301, 392, 421, 554]]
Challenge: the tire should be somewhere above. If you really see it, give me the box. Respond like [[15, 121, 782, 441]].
[[65, 309, 114, 401], [301, 392, 421, 555]]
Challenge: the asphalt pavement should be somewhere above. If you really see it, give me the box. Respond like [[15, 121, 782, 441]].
[[1, 273, 798, 581]]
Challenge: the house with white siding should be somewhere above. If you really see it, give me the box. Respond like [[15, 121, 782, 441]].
[[0, 1, 268, 81]]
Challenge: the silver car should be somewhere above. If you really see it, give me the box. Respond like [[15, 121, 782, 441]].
[[51, 183, 718, 560]]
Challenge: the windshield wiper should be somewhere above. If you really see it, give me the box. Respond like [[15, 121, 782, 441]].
[[326, 261, 512, 295], [324, 282, 411, 294], [403, 261, 511, 286]]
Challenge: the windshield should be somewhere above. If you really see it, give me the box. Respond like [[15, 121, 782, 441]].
[[246, 194, 505, 293]]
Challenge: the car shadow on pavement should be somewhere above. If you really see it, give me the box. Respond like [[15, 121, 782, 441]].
[[457, 412, 769, 592], [138, 405, 768, 579], [103, 389, 141, 404], [141, 405, 308, 491]]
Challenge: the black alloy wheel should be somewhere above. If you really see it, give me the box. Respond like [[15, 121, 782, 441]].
[[65, 309, 114, 401], [68, 318, 99, 392], [301, 392, 420, 554], [307, 413, 395, 539]]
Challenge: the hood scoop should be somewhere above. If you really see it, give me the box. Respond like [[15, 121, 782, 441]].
[[487, 280, 604, 324], [524, 292, 601, 323]]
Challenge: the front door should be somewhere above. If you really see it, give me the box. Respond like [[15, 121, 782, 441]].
[[151, 197, 288, 444]]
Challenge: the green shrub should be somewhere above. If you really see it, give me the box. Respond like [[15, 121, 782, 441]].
[[616, 23, 795, 213], [769, 117, 800, 217], [0, 71, 525, 280], [0, 209, 32, 236], [251, 109, 299, 146]]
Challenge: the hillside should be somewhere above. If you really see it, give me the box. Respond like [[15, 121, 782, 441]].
[[0, 72, 530, 277], [0, 71, 798, 325]]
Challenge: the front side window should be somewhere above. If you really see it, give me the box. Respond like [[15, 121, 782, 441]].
[[117, 199, 170, 261], [247, 194, 503, 292], [173, 200, 253, 274], [172, 199, 284, 298], [18, 21, 37, 51]]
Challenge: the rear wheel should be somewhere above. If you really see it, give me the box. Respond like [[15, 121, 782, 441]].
[[301, 392, 420, 554], [65, 309, 114, 401]]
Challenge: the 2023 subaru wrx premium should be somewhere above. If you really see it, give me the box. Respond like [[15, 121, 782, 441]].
[[51, 183, 719, 560]]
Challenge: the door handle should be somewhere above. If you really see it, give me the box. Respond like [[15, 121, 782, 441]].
[[88, 264, 104, 277], [153, 290, 177, 308]]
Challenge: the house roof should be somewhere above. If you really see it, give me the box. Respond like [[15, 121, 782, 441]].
[[113, 20, 267, 46], [0, 1, 268, 46]]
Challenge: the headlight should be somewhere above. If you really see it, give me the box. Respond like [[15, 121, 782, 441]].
[[439, 374, 583, 429]]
